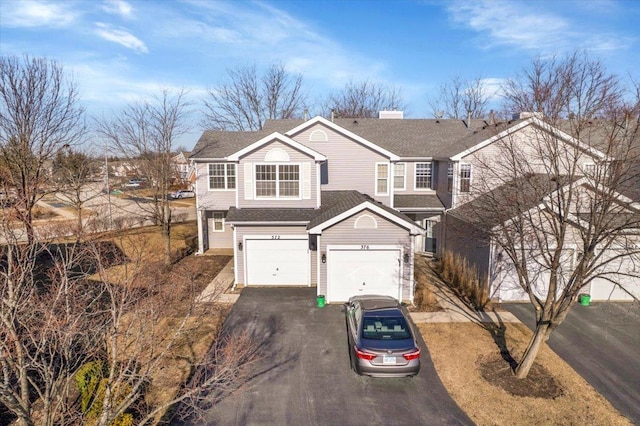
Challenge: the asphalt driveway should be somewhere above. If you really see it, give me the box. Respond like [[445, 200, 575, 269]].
[[191, 288, 472, 426], [504, 302, 640, 424]]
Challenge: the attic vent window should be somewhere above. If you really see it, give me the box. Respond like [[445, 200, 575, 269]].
[[309, 129, 328, 142], [264, 148, 290, 162], [354, 214, 378, 229]]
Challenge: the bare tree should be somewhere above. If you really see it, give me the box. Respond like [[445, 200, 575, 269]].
[[95, 89, 191, 266], [0, 221, 261, 425], [51, 148, 100, 241], [0, 231, 108, 426], [0, 55, 86, 243], [455, 53, 640, 379], [202, 63, 307, 130], [323, 79, 405, 118], [428, 76, 489, 119]]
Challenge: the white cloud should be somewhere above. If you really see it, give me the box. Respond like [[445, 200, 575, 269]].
[[95, 23, 148, 53], [448, 0, 568, 50], [0, 0, 77, 28], [101, 0, 134, 19], [446, 0, 634, 54], [170, 1, 388, 91]]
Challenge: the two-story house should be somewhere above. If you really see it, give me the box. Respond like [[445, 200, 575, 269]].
[[190, 112, 640, 303]]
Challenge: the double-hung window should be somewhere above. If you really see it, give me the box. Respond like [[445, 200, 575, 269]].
[[447, 163, 454, 193], [376, 163, 389, 195], [460, 164, 472, 193], [415, 162, 432, 190], [208, 163, 236, 190], [255, 164, 300, 198], [394, 163, 406, 190], [212, 212, 224, 232]]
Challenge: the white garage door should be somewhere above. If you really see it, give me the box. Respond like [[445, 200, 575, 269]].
[[588, 250, 640, 301], [327, 246, 401, 303], [246, 238, 309, 285]]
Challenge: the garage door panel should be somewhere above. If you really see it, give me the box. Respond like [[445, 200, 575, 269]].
[[246, 239, 309, 285], [328, 248, 401, 302]]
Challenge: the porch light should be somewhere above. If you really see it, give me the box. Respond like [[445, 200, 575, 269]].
[[238, 241, 243, 251], [321, 253, 326, 264], [403, 253, 410, 263]]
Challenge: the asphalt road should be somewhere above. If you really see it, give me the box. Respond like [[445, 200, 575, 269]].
[[187, 288, 472, 426], [504, 302, 640, 424]]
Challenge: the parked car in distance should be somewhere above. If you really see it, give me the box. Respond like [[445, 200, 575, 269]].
[[123, 179, 144, 188], [345, 295, 421, 377], [170, 189, 195, 199]]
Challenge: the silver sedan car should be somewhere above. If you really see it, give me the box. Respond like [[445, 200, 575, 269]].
[[345, 295, 421, 377]]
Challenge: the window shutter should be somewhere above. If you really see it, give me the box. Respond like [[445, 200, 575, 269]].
[[320, 161, 329, 185], [244, 162, 253, 200], [303, 162, 311, 199]]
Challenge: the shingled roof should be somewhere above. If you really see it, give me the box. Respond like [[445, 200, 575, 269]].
[[447, 174, 578, 229], [191, 117, 528, 160], [226, 190, 419, 232], [394, 194, 445, 210]]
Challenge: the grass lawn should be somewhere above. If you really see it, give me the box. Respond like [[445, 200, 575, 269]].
[[415, 259, 632, 425]]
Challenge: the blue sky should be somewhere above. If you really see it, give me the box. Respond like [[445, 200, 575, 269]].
[[1, 0, 639, 148]]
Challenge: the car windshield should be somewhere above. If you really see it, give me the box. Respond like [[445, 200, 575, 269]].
[[361, 315, 411, 340]]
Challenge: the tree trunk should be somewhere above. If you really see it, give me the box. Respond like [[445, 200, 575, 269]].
[[515, 322, 551, 378], [76, 205, 83, 242], [163, 206, 171, 267]]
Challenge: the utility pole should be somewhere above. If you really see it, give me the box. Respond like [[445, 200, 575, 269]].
[[105, 140, 113, 229]]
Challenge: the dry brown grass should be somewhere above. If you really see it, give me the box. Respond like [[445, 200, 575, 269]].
[[412, 256, 442, 311], [419, 322, 631, 425], [434, 250, 490, 310]]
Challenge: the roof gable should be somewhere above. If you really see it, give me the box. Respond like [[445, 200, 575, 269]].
[[308, 191, 423, 235], [285, 116, 400, 161], [227, 132, 326, 161], [450, 117, 609, 162]]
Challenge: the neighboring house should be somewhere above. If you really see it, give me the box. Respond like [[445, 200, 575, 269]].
[[190, 112, 640, 303], [172, 151, 192, 185]]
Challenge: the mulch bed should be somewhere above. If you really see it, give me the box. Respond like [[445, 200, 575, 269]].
[[479, 354, 564, 399]]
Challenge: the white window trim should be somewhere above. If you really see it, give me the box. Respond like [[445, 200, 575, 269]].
[[208, 163, 236, 191], [354, 214, 378, 229], [460, 163, 472, 193], [254, 162, 303, 200], [447, 163, 454, 194], [212, 212, 225, 232], [375, 162, 390, 196], [414, 162, 432, 191], [393, 163, 406, 191]]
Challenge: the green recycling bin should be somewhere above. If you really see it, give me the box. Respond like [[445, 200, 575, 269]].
[[579, 294, 591, 306], [316, 295, 326, 308]]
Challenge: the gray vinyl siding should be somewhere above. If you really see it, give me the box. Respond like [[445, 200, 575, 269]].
[[238, 140, 318, 209], [443, 214, 491, 282], [234, 225, 311, 286], [291, 124, 392, 205], [195, 162, 236, 210], [399, 161, 438, 195], [206, 211, 233, 249], [317, 209, 412, 300], [434, 160, 453, 208], [456, 125, 599, 206]]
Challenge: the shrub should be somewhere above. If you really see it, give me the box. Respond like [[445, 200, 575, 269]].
[[74, 361, 135, 426]]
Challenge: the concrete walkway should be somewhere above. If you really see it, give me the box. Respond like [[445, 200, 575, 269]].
[[195, 258, 239, 304], [196, 256, 521, 324], [410, 272, 521, 324]]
